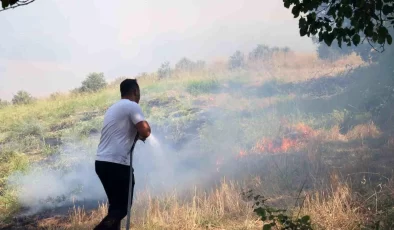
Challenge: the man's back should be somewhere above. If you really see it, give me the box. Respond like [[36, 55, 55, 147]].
[[96, 99, 145, 166]]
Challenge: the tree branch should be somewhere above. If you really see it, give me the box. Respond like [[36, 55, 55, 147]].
[[0, 0, 36, 12]]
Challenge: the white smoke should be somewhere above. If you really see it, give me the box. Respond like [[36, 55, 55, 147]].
[[7, 128, 217, 216]]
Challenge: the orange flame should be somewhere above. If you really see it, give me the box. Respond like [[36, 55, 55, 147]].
[[236, 150, 247, 159], [251, 123, 316, 154]]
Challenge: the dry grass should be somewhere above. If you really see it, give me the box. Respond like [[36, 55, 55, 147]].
[[300, 180, 363, 230], [247, 51, 364, 83], [345, 121, 382, 140], [43, 180, 259, 230], [41, 174, 375, 230]]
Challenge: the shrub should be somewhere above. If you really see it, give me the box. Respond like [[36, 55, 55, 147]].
[[11, 90, 34, 105], [79, 72, 107, 93], [175, 57, 206, 72], [12, 119, 45, 139], [228, 51, 245, 70], [243, 190, 313, 230], [186, 79, 220, 95], [157, 62, 171, 79]]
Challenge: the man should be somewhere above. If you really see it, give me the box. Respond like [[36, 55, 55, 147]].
[[94, 78, 151, 230]]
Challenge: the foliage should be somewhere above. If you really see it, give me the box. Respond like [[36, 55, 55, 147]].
[[243, 190, 313, 230], [249, 45, 272, 61], [79, 72, 107, 93], [186, 79, 220, 95], [11, 90, 34, 105], [283, 0, 394, 50], [248, 45, 292, 62], [312, 33, 390, 62], [0, 0, 35, 12], [175, 57, 205, 72], [157, 61, 171, 79], [228, 50, 245, 70]]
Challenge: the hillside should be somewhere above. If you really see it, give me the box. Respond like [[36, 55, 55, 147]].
[[1, 49, 394, 230]]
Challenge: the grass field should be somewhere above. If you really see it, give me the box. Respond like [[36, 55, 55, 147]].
[[1, 49, 394, 230]]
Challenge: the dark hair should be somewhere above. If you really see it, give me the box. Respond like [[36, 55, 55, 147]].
[[120, 79, 139, 97]]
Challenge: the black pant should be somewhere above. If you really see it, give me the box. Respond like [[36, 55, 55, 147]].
[[94, 160, 135, 230]]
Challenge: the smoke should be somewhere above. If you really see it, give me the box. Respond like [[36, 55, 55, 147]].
[[7, 138, 106, 215], [7, 120, 223, 216]]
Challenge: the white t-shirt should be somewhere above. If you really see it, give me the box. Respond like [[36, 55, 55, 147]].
[[96, 99, 145, 166]]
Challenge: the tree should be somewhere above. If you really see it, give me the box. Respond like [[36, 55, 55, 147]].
[[312, 34, 380, 62], [175, 57, 206, 72], [12, 90, 33, 105], [283, 0, 394, 51], [0, 0, 35, 12], [79, 72, 107, 93], [157, 61, 171, 79], [228, 51, 245, 70], [248, 45, 271, 61], [175, 58, 195, 72]]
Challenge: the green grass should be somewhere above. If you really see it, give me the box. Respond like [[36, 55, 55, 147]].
[[186, 78, 220, 95]]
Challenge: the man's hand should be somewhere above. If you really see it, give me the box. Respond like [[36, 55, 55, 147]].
[[135, 121, 151, 141], [138, 135, 147, 142]]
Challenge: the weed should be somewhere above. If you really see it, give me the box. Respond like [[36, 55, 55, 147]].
[[186, 79, 220, 95]]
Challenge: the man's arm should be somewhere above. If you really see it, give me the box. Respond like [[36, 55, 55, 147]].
[[135, 121, 151, 140], [130, 103, 151, 141]]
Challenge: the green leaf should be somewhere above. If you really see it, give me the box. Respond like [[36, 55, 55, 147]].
[[324, 33, 335, 46], [300, 27, 308, 36], [343, 5, 352, 18], [387, 34, 393, 45], [327, 6, 336, 16], [263, 224, 272, 230], [254, 207, 266, 219], [376, 0, 383, 10], [378, 35, 385, 44], [301, 215, 311, 223], [319, 34, 324, 42], [378, 26, 388, 37], [292, 5, 301, 18], [2, 0, 10, 9], [373, 34, 378, 43], [284, 0, 291, 8], [364, 25, 373, 37], [382, 5, 393, 15], [352, 34, 361, 46]]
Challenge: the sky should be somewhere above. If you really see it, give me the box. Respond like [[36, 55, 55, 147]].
[[0, 0, 315, 100]]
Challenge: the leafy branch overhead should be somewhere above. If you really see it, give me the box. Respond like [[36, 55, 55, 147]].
[[0, 0, 35, 12], [283, 0, 394, 50]]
